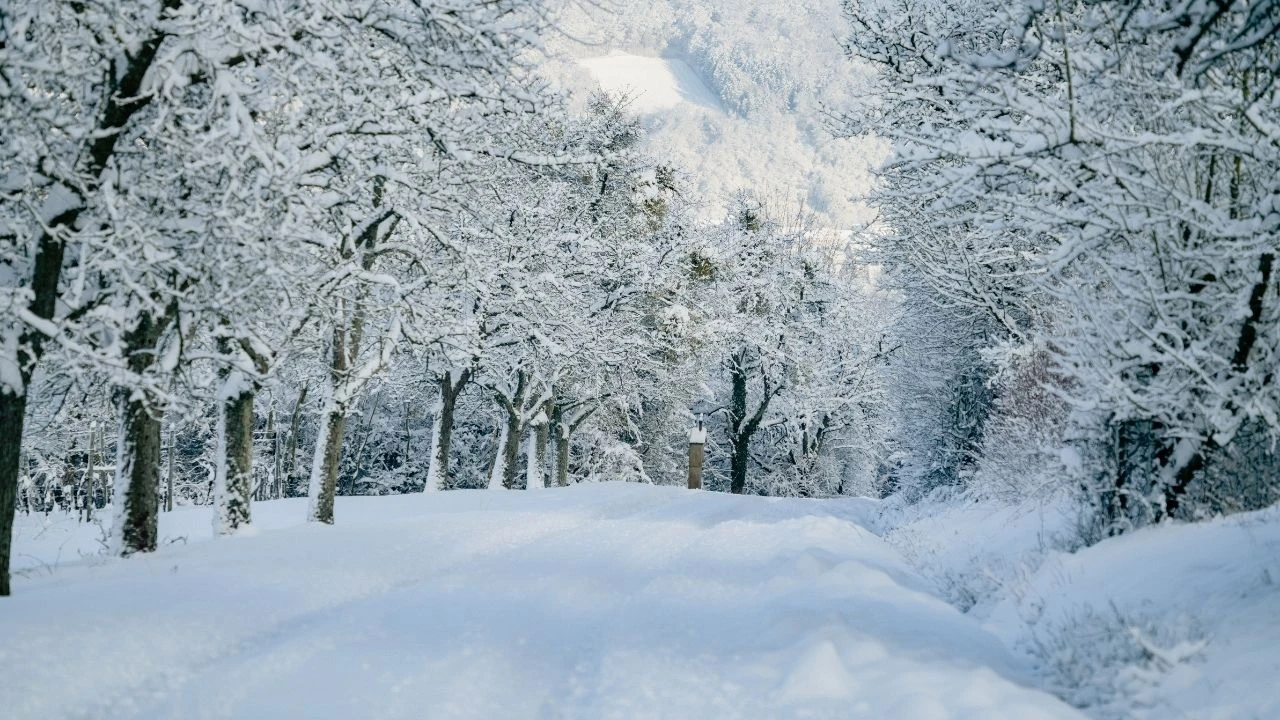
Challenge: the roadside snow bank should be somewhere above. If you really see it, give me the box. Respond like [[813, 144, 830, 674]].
[[3, 484, 1083, 720], [881, 490, 1280, 719]]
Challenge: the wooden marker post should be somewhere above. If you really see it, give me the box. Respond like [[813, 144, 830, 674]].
[[687, 421, 707, 490]]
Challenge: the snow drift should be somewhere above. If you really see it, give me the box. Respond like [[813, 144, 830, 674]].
[[3, 485, 1082, 719]]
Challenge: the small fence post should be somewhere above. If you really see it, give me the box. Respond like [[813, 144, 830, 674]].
[[687, 420, 706, 490]]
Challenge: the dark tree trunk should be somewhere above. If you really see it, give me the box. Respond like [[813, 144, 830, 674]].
[[427, 369, 470, 491], [555, 421, 571, 487], [116, 390, 163, 555], [726, 350, 779, 495], [501, 408, 522, 489], [434, 378, 456, 487], [114, 310, 169, 556], [285, 384, 307, 496], [533, 395, 553, 489], [488, 371, 528, 490], [216, 383, 255, 534], [310, 410, 347, 525], [729, 359, 750, 494], [0, 390, 27, 596]]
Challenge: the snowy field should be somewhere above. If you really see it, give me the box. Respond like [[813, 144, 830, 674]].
[[3, 485, 1083, 719]]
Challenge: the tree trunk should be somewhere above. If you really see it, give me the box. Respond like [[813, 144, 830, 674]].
[[526, 413, 546, 490], [487, 422, 509, 490], [729, 358, 749, 494], [0, 390, 26, 596], [425, 369, 468, 492], [214, 376, 255, 535], [730, 436, 750, 495], [424, 402, 444, 492], [165, 423, 175, 511], [285, 384, 307, 497], [112, 310, 169, 557], [501, 410, 522, 489], [113, 390, 163, 556], [308, 408, 347, 524], [487, 372, 528, 490], [555, 421, 570, 487]]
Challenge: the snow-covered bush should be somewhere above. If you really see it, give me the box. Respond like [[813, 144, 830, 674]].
[[1025, 604, 1207, 719]]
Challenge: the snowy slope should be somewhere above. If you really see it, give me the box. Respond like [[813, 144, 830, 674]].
[[983, 505, 1280, 720], [880, 489, 1280, 719], [579, 53, 725, 113], [546, 0, 883, 225], [3, 485, 1083, 719]]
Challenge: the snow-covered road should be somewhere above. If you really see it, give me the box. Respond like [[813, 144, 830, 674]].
[[3, 485, 1083, 719]]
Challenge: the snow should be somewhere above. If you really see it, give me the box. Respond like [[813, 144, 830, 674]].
[[984, 505, 1280, 720], [549, 9, 884, 228], [3, 484, 1083, 719], [881, 489, 1280, 719], [579, 53, 725, 114]]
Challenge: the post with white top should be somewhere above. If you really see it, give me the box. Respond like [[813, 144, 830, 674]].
[[687, 420, 707, 490]]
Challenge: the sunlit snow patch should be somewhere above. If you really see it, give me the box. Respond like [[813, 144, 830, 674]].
[[579, 53, 724, 114]]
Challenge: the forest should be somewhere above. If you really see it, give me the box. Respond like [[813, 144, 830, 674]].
[[1, 0, 890, 598], [1, 0, 1276, 585], [1, 0, 1278, 716]]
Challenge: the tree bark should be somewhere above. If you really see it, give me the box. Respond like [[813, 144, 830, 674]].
[[112, 309, 172, 556], [555, 421, 571, 487], [501, 408, 522, 489], [729, 357, 750, 494], [308, 409, 347, 524], [113, 390, 163, 556], [214, 377, 255, 535], [285, 384, 307, 496], [487, 371, 528, 490], [527, 411, 547, 490], [0, 391, 26, 596], [487, 422, 510, 490], [726, 350, 779, 495], [426, 369, 470, 491]]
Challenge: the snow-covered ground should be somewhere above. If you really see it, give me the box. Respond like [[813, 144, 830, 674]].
[[3, 485, 1083, 719], [883, 490, 1280, 719]]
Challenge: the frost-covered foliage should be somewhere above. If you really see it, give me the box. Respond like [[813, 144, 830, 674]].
[[686, 197, 890, 497], [844, 0, 1280, 528], [549, 0, 883, 227], [1026, 604, 1207, 719], [1, 0, 895, 598]]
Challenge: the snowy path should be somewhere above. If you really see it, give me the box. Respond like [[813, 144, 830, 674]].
[[2, 485, 1083, 719]]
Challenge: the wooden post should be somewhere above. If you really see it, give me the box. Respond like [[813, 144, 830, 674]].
[[687, 421, 706, 490]]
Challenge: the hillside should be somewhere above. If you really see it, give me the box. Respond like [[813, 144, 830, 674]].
[[545, 0, 884, 225]]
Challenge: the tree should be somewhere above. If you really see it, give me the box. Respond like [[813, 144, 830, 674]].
[[842, 0, 1280, 527]]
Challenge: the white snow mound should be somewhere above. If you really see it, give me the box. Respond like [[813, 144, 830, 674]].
[[3, 484, 1083, 719]]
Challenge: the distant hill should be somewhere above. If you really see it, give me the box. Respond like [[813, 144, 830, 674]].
[[544, 0, 884, 227]]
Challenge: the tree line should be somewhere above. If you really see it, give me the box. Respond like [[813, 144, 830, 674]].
[[843, 0, 1280, 536], [0, 0, 886, 596]]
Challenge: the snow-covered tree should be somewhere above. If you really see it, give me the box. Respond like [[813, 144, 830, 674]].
[[843, 0, 1280, 527]]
